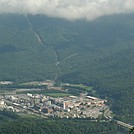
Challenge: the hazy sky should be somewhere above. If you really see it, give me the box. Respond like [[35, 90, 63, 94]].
[[0, 0, 134, 20]]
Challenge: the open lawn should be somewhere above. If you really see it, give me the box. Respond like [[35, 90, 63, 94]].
[[17, 89, 71, 97], [64, 83, 93, 91], [18, 113, 39, 119]]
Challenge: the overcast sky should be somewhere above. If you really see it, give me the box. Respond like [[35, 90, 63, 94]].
[[0, 0, 134, 20]]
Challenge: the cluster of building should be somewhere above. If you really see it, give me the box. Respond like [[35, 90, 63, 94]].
[[0, 93, 111, 119]]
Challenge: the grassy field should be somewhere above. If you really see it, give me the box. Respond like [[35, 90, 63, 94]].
[[64, 83, 93, 91], [17, 89, 71, 97], [44, 93, 71, 97], [19, 113, 37, 118], [0, 89, 15, 94]]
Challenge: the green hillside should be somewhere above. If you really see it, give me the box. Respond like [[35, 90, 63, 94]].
[[0, 14, 134, 123], [0, 110, 118, 134]]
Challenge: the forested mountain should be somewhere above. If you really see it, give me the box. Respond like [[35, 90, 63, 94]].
[[0, 14, 134, 123]]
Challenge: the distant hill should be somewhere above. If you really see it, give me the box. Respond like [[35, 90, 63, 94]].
[[0, 13, 134, 123]]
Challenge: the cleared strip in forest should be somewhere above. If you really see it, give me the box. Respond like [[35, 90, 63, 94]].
[[26, 16, 46, 46], [57, 53, 78, 65]]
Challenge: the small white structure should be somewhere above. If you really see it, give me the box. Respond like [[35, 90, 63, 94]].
[[27, 93, 33, 98], [0, 100, 6, 108], [0, 81, 13, 85]]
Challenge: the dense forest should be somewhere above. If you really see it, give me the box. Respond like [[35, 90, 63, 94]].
[[0, 119, 118, 134], [0, 14, 134, 123], [0, 110, 118, 134]]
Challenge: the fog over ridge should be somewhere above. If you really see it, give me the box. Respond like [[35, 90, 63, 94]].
[[0, 0, 134, 20]]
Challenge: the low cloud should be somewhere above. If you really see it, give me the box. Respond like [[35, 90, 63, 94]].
[[0, 0, 134, 20]]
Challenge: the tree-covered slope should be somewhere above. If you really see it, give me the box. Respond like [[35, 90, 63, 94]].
[[0, 110, 118, 134], [0, 14, 57, 82], [0, 118, 117, 134]]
